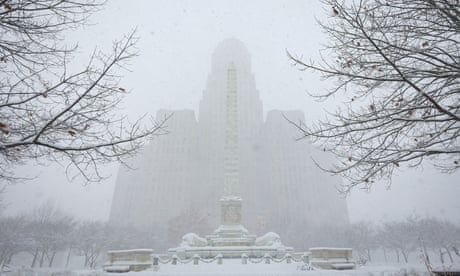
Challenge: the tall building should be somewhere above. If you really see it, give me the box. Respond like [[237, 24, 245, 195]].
[[110, 39, 349, 250]]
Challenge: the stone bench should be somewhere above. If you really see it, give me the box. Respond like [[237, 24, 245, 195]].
[[104, 249, 153, 272], [309, 247, 355, 270]]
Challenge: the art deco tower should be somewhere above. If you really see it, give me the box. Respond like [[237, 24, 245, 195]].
[[110, 39, 349, 250]]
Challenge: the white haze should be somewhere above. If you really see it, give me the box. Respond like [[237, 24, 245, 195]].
[[4, 0, 460, 224]]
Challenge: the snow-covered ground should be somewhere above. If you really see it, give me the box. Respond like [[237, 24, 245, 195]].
[[2, 262, 437, 276], [139, 261, 430, 275], [4, 251, 458, 276]]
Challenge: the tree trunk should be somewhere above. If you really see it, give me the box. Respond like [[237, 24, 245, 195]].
[[48, 251, 56, 267], [422, 246, 431, 264], [0, 256, 5, 271], [422, 243, 430, 260], [401, 249, 409, 263], [39, 250, 45, 267], [383, 247, 388, 263], [445, 247, 454, 263], [31, 248, 39, 268], [5, 253, 12, 265], [453, 246, 460, 260], [366, 248, 372, 262], [84, 253, 89, 268], [0, 251, 13, 269], [89, 249, 100, 269], [65, 247, 72, 268], [0, 250, 7, 268], [396, 249, 400, 263], [89, 251, 96, 269]]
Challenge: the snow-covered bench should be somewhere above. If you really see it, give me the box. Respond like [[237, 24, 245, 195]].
[[309, 247, 355, 270], [104, 249, 153, 272]]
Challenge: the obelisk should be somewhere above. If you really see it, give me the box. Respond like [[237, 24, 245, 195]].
[[219, 62, 244, 230], [223, 62, 240, 197], [208, 62, 255, 246]]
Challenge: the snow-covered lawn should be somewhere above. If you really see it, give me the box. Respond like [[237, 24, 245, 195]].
[[2, 262, 437, 276], [139, 261, 429, 275]]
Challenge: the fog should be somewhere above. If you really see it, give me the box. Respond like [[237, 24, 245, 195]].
[[3, 0, 460, 237]]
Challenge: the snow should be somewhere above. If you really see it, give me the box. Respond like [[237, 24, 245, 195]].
[[111, 263, 430, 276], [309, 248, 353, 251], [107, 249, 153, 254], [3, 262, 434, 276], [109, 262, 430, 276], [310, 258, 351, 263]]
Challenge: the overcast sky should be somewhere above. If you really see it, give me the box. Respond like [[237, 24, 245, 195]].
[[4, 0, 460, 224]]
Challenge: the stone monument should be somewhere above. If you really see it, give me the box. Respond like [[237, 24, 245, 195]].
[[206, 62, 255, 247]]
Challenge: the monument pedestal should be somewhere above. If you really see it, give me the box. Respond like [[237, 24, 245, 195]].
[[168, 197, 293, 259], [206, 196, 256, 247]]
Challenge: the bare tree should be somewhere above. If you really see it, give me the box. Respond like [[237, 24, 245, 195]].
[[0, 215, 27, 270], [27, 201, 75, 268], [74, 221, 109, 269], [419, 218, 460, 264], [0, 0, 168, 183], [379, 219, 417, 263], [288, 0, 460, 191], [348, 221, 376, 263]]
